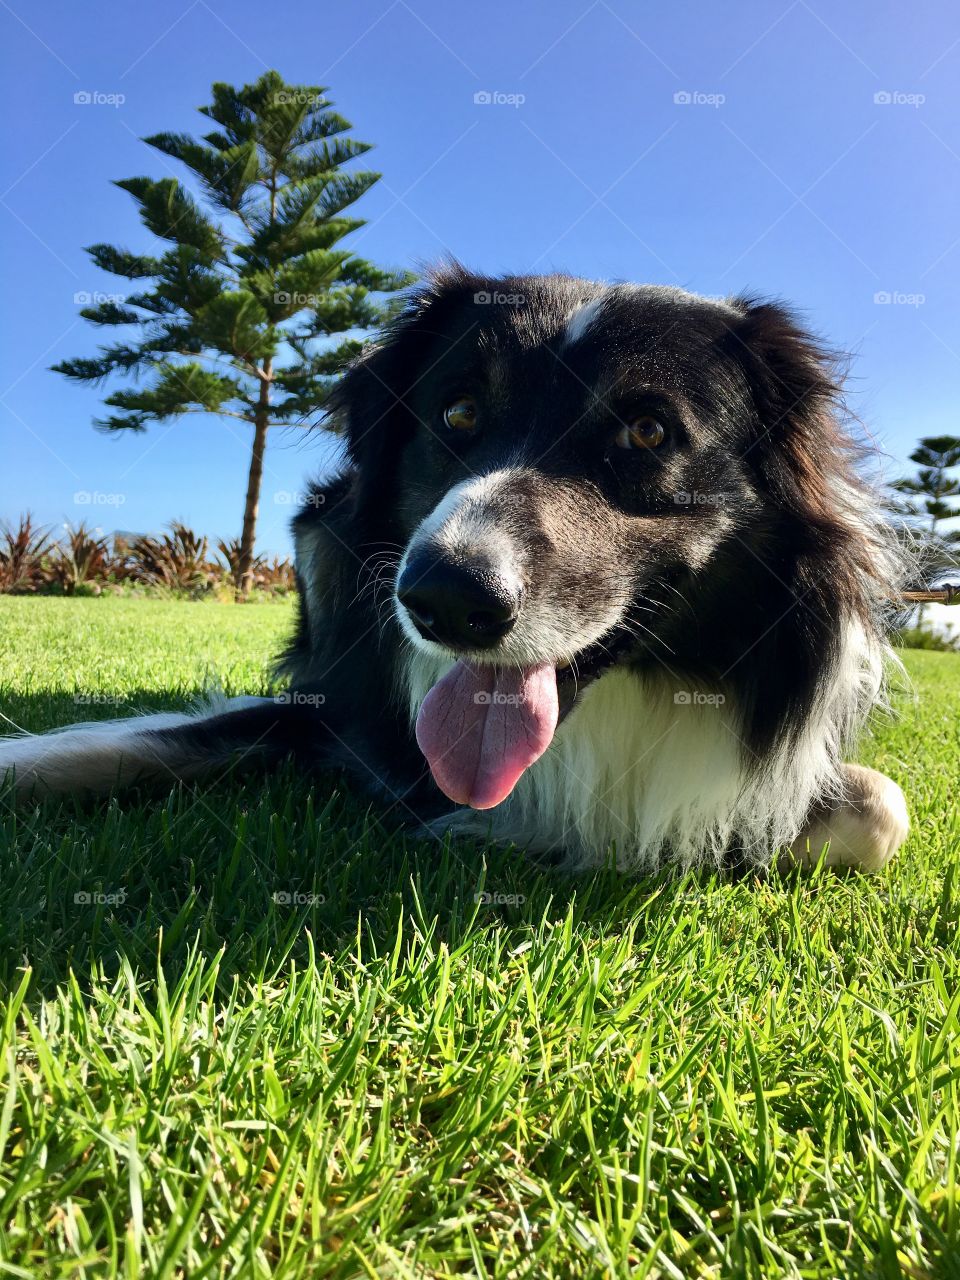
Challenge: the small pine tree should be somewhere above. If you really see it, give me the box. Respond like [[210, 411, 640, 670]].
[[54, 71, 413, 594], [890, 434, 960, 624], [891, 435, 960, 562]]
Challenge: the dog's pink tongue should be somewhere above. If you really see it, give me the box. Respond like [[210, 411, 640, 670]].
[[415, 660, 558, 809]]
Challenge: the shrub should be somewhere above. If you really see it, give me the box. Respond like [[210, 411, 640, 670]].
[[261, 555, 296, 593], [216, 537, 264, 589], [128, 523, 215, 592], [0, 514, 54, 593], [893, 625, 960, 652], [0, 514, 295, 599], [48, 523, 112, 595], [216, 538, 294, 594]]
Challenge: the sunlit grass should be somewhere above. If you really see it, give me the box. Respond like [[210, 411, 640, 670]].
[[0, 596, 957, 1277]]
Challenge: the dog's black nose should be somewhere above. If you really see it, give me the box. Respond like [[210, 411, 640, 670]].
[[397, 556, 520, 649]]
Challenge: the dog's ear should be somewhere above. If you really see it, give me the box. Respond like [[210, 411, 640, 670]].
[[727, 296, 892, 626], [726, 297, 848, 517], [325, 302, 432, 485], [325, 264, 476, 499], [720, 299, 889, 754]]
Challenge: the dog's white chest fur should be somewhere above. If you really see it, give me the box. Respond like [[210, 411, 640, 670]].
[[400, 624, 880, 871], [405, 655, 748, 870], [482, 668, 748, 870]]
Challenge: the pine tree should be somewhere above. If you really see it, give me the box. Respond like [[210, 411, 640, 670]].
[[888, 435, 960, 625], [891, 435, 960, 563], [54, 71, 413, 595]]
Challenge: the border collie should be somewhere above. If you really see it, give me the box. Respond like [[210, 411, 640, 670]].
[[1, 267, 910, 873]]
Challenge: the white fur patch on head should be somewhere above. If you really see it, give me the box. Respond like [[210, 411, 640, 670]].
[[406, 470, 521, 567], [563, 297, 606, 348], [393, 469, 526, 659], [393, 466, 630, 668]]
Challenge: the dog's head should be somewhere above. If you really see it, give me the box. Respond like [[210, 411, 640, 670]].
[[327, 266, 891, 809]]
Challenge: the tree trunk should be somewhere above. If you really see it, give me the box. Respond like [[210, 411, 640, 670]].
[[238, 362, 272, 598]]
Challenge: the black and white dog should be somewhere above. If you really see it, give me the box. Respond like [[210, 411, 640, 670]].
[[1, 267, 910, 872]]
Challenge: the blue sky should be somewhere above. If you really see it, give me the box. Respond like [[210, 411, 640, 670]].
[[2, 0, 958, 555]]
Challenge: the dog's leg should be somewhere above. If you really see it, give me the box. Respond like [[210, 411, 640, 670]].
[[0, 697, 311, 797], [783, 763, 909, 872]]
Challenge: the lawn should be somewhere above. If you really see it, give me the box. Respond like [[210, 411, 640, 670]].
[[0, 596, 958, 1278]]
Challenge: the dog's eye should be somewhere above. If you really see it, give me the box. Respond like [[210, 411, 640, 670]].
[[443, 396, 478, 432], [614, 416, 665, 450]]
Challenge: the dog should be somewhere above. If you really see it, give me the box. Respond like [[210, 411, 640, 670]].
[[0, 266, 910, 873]]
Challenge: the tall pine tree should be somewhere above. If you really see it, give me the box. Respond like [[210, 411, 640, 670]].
[[54, 71, 413, 594]]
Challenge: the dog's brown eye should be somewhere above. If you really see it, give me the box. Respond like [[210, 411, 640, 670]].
[[443, 397, 478, 432], [614, 416, 665, 450]]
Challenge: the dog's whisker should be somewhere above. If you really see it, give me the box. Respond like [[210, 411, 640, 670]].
[[350, 550, 402, 610]]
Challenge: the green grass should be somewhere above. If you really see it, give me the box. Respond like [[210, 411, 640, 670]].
[[1, 596, 958, 1279]]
